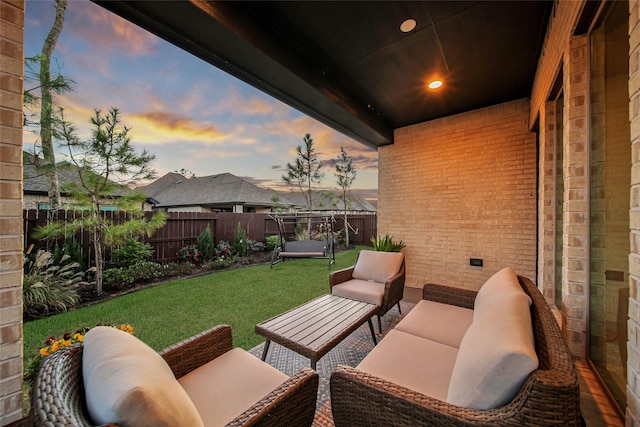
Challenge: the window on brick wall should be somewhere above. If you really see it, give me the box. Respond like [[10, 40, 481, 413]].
[[588, 0, 630, 411]]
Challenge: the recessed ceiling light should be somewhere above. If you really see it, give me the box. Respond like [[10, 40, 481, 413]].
[[428, 80, 443, 90], [400, 19, 416, 33]]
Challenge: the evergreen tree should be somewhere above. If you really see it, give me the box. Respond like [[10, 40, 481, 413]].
[[282, 133, 324, 234], [34, 108, 166, 295], [197, 224, 215, 261], [335, 147, 357, 247]]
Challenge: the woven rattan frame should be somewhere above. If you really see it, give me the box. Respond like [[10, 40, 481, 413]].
[[31, 324, 319, 427], [330, 275, 583, 426]]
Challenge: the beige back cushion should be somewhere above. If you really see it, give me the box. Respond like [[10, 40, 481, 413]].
[[83, 326, 204, 427], [473, 267, 530, 320], [352, 250, 404, 283], [447, 292, 538, 409]]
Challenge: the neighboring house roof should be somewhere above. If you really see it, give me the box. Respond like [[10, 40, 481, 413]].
[[22, 151, 127, 196], [138, 172, 293, 209], [282, 190, 376, 212]]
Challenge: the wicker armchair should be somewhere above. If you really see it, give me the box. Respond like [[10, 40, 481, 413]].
[[32, 325, 319, 427], [330, 250, 405, 333], [330, 275, 583, 426]]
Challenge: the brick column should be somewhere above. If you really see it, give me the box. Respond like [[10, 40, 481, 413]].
[[627, 0, 640, 423], [538, 100, 558, 305], [0, 0, 25, 425], [562, 35, 590, 359]]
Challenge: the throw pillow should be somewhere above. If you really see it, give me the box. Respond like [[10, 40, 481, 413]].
[[447, 292, 538, 409], [473, 267, 530, 320], [82, 326, 204, 427]]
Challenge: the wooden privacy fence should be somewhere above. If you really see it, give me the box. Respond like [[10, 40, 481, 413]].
[[23, 210, 377, 265]]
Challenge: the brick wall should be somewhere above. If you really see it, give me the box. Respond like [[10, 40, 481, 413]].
[[0, 0, 24, 425], [379, 99, 537, 290], [627, 0, 640, 423]]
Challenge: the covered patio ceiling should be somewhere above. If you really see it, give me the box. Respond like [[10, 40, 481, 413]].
[[95, 1, 552, 149]]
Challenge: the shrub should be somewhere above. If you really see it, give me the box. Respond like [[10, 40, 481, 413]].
[[265, 235, 280, 251], [215, 240, 234, 260], [294, 222, 307, 240], [247, 239, 266, 254], [110, 238, 153, 268], [23, 250, 87, 318], [233, 223, 248, 257], [197, 225, 214, 261], [162, 262, 196, 277], [370, 234, 406, 252], [52, 235, 84, 270], [103, 261, 164, 290], [103, 267, 134, 289], [177, 244, 202, 264]]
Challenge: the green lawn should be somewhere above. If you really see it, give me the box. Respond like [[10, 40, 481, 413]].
[[23, 246, 363, 361]]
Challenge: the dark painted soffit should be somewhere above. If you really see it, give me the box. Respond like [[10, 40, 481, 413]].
[[94, 1, 551, 150]]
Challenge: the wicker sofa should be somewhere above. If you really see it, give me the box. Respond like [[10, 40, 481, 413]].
[[32, 325, 318, 427], [330, 269, 582, 426]]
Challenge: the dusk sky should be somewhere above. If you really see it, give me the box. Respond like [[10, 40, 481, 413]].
[[23, 0, 378, 195]]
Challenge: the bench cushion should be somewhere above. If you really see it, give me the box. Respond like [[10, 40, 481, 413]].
[[82, 326, 204, 427], [331, 279, 385, 306], [179, 348, 289, 427], [394, 299, 473, 348], [447, 292, 538, 409], [473, 267, 530, 320], [352, 250, 404, 284], [284, 240, 326, 253], [357, 329, 458, 401]]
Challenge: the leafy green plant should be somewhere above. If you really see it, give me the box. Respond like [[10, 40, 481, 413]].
[[52, 235, 84, 270], [265, 235, 280, 251], [215, 240, 235, 260], [233, 223, 247, 257], [161, 262, 196, 277], [247, 239, 266, 254], [197, 225, 214, 261], [23, 250, 87, 318], [177, 244, 202, 264], [110, 238, 153, 268], [370, 234, 406, 252], [103, 261, 163, 290], [294, 222, 307, 240]]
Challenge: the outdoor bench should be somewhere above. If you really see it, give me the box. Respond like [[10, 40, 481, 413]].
[[330, 268, 583, 426]]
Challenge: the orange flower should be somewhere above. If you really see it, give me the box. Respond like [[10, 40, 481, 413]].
[[39, 348, 50, 356]]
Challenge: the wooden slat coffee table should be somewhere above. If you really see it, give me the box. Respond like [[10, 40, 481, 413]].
[[256, 294, 378, 370]]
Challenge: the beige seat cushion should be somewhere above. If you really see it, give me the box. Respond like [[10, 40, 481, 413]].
[[331, 279, 385, 306], [473, 267, 530, 320], [447, 292, 538, 409], [179, 348, 289, 427], [394, 299, 473, 348], [352, 250, 404, 283], [357, 329, 458, 401], [82, 326, 204, 427]]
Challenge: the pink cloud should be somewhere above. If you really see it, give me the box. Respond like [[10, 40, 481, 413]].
[[67, 1, 159, 58]]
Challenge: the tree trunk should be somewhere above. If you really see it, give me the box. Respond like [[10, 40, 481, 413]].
[[93, 227, 103, 295], [39, 0, 67, 210], [343, 189, 350, 247]]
